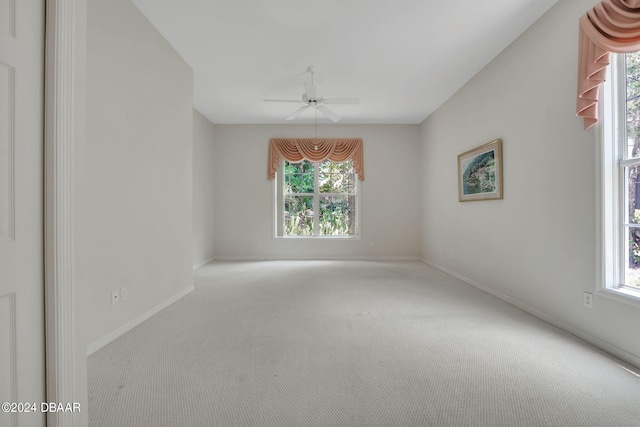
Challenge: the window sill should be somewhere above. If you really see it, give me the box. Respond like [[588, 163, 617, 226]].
[[274, 235, 361, 241], [597, 287, 640, 308]]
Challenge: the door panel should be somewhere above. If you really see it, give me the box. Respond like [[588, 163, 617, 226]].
[[0, 0, 15, 37], [0, 61, 13, 240], [0, 0, 45, 426]]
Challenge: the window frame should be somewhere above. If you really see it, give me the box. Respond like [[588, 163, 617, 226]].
[[274, 159, 361, 239], [597, 51, 640, 307]]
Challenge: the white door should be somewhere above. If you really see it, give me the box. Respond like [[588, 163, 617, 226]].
[[0, 0, 46, 426]]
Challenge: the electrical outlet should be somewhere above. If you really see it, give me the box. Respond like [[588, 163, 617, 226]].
[[120, 286, 128, 301], [584, 292, 593, 308], [111, 289, 120, 305]]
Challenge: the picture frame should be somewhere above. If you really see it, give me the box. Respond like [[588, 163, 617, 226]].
[[457, 139, 503, 202]]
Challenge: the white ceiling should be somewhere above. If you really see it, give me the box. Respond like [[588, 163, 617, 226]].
[[130, 0, 558, 124]]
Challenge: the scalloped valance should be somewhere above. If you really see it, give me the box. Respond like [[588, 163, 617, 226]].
[[268, 138, 364, 180], [577, 0, 640, 130]]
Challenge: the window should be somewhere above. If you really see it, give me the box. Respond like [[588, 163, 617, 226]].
[[600, 50, 640, 302], [275, 159, 359, 238]]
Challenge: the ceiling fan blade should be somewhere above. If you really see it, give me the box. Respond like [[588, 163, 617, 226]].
[[264, 99, 303, 103], [323, 97, 360, 105], [304, 83, 317, 99], [317, 105, 341, 122], [286, 105, 310, 121]]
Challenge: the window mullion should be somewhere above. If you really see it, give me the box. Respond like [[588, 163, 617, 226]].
[[619, 158, 640, 167]]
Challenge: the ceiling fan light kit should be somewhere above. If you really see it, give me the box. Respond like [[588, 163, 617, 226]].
[[264, 66, 360, 123]]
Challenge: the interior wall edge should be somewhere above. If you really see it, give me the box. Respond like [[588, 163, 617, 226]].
[[419, 258, 640, 370], [86, 284, 195, 356], [193, 257, 216, 271]]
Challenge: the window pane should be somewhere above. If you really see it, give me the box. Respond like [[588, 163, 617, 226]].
[[626, 165, 640, 225], [625, 225, 640, 289], [626, 52, 640, 159], [318, 161, 332, 193], [332, 172, 356, 193], [625, 163, 640, 287], [284, 161, 314, 193], [319, 160, 355, 193], [284, 196, 314, 235], [627, 98, 640, 158], [285, 161, 312, 174], [284, 173, 314, 193], [627, 51, 640, 100], [319, 195, 356, 236]]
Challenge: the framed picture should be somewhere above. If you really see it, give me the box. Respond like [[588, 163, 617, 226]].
[[457, 139, 503, 202]]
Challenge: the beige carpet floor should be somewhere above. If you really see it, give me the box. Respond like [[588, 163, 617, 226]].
[[89, 261, 640, 426]]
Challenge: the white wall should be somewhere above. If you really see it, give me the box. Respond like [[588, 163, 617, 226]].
[[193, 109, 216, 268], [214, 124, 421, 259], [420, 0, 640, 365], [80, 0, 193, 348]]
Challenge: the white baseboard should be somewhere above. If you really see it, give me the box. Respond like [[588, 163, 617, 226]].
[[193, 257, 215, 270], [214, 255, 421, 261], [420, 258, 640, 370], [87, 284, 195, 356]]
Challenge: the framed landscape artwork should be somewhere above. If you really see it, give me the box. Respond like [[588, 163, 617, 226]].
[[457, 139, 503, 202]]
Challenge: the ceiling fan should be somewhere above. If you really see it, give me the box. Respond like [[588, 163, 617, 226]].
[[264, 66, 360, 122]]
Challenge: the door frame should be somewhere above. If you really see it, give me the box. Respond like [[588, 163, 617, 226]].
[[44, 1, 87, 426]]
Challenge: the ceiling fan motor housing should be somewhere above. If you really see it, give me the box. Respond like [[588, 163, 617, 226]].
[[302, 93, 320, 104]]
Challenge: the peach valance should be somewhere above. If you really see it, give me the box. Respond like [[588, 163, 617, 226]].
[[577, 0, 640, 130], [268, 138, 364, 180]]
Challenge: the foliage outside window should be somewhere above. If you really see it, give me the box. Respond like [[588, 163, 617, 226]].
[[276, 159, 358, 237], [601, 50, 640, 297]]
